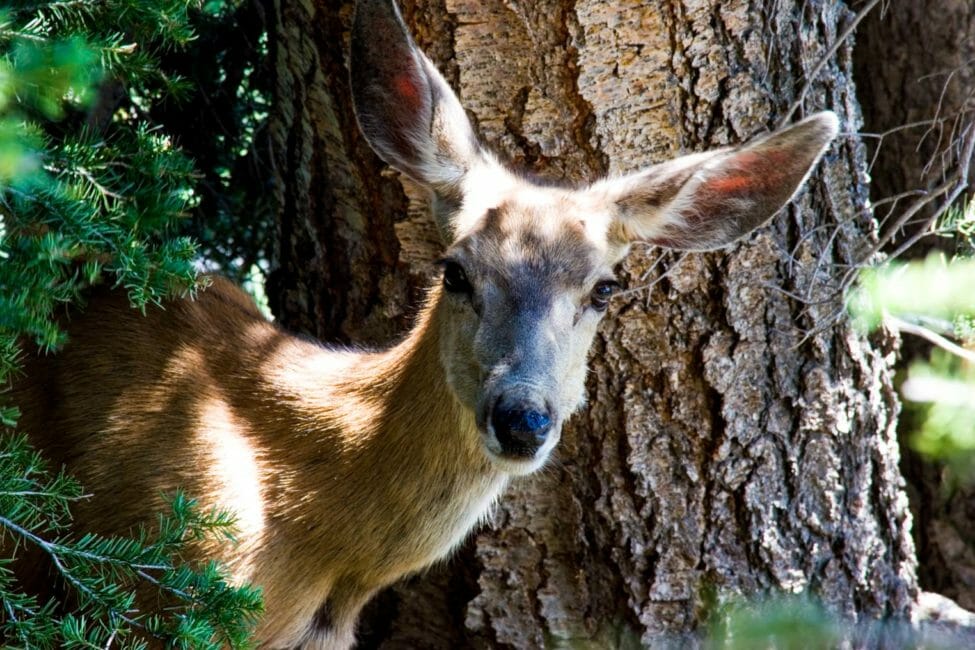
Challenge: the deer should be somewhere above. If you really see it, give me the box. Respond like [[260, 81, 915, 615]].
[[9, 0, 839, 648]]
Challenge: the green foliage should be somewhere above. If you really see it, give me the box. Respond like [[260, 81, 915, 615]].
[[704, 591, 965, 649], [851, 255, 975, 331], [0, 33, 99, 122], [851, 199, 975, 476], [706, 594, 840, 650], [0, 434, 263, 648], [938, 194, 975, 255], [151, 0, 273, 283], [0, 0, 264, 646], [902, 351, 975, 481], [0, 1, 206, 376]]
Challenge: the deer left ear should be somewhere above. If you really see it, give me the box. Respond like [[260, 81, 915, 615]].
[[591, 112, 840, 251], [350, 0, 481, 194]]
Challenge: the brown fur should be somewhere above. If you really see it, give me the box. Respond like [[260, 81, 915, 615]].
[[12, 279, 504, 648], [9, 116, 837, 647]]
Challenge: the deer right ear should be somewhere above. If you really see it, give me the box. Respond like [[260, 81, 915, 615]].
[[351, 0, 481, 198], [591, 112, 840, 252]]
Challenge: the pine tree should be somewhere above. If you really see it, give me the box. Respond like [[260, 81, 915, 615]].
[[0, 1, 263, 646]]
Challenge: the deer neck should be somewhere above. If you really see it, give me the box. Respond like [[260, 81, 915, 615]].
[[359, 287, 493, 473], [265, 287, 506, 574]]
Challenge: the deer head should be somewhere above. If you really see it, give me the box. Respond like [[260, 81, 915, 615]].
[[350, 0, 838, 475]]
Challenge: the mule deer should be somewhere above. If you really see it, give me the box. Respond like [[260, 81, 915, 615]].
[[10, 0, 839, 647]]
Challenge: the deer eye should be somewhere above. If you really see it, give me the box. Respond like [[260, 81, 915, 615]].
[[590, 280, 620, 311], [442, 260, 472, 295]]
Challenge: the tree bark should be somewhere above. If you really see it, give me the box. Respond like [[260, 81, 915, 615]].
[[266, 0, 423, 345], [855, 0, 975, 612], [267, 0, 919, 646]]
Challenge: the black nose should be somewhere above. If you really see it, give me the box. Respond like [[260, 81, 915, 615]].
[[491, 399, 552, 457]]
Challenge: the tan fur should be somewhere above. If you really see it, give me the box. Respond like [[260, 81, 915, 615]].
[[12, 279, 505, 648]]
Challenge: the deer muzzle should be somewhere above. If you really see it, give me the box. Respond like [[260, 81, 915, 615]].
[[489, 394, 553, 457]]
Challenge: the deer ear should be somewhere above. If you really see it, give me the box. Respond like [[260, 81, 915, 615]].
[[593, 112, 840, 251], [350, 0, 481, 194]]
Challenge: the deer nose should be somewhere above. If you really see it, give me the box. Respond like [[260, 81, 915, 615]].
[[491, 399, 552, 457]]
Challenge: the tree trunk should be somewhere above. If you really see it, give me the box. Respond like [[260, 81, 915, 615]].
[[855, 0, 975, 612], [266, 0, 423, 345], [267, 0, 918, 646]]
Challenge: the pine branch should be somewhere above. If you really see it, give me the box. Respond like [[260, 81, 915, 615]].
[[0, 2, 263, 646]]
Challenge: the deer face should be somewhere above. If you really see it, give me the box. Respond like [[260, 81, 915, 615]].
[[434, 171, 622, 472], [350, 0, 838, 474]]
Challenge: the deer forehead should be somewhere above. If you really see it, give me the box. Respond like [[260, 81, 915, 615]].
[[455, 160, 612, 238], [447, 160, 621, 289], [448, 201, 613, 298]]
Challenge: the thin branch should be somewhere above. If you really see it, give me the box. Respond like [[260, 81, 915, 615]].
[[885, 314, 975, 364], [832, 121, 975, 299], [0, 514, 171, 572], [881, 125, 975, 260], [617, 251, 688, 299], [761, 282, 839, 307]]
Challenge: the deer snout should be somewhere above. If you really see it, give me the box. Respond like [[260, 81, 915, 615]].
[[490, 396, 553, 458]]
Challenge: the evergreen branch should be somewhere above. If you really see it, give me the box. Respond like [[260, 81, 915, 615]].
[[0, 516, 171, 573], [0, 2, 264, 645], [43, 549, 139, 627], [73, 166, 125, 203], [0, 490, 83, 499], [0, 27, 49, 44]]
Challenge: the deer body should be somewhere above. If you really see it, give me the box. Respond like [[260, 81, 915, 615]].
[[14, 278, 506, 648], [10, 0, 840, 647]]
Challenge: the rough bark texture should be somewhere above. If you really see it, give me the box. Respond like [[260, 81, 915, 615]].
[[855, 0, 975, 612], [267, 0, 919, 646], [267, 0, 421, 345]]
